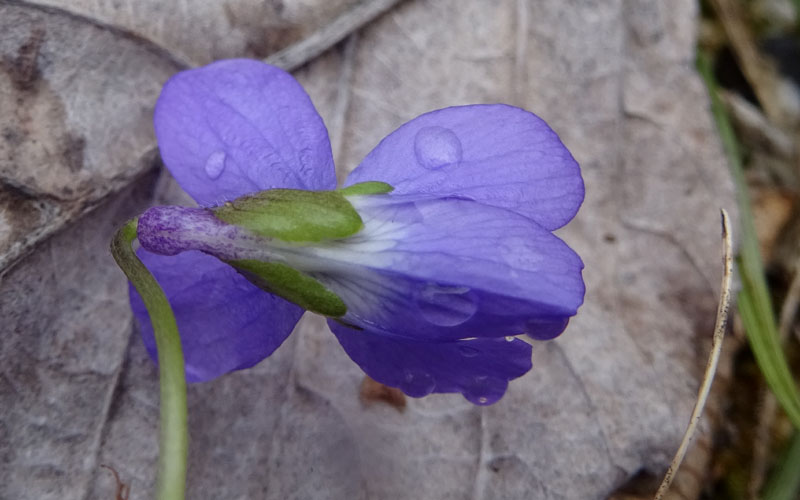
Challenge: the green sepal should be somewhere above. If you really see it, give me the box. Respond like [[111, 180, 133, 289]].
[[229, 259, 347, 317], [213, 189, 363, 242], [338, 181, 394, 196]]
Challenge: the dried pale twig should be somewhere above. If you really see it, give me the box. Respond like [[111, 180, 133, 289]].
[[722, 91, 796, 162], [265, 0, 405, 71], [708, 0, 787, 125], [653, 209, 734, 500]]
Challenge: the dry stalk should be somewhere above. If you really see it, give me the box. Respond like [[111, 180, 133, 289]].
[[653, 209, 734, 500], [708, 0, 787, 125]]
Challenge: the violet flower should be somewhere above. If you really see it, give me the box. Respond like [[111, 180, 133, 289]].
[[130, 59, 585, 405]]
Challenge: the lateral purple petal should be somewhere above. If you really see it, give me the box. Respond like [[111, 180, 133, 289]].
[[345, 105, 583, 231], [310, 194, 585, 341], [129, 249, 303, 382], [329, 320, 532, 404], [154, 59, 336, 206]]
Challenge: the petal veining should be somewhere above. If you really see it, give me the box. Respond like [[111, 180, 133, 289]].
[[154, 59, 336, 206], [346, 105, 583, 230]]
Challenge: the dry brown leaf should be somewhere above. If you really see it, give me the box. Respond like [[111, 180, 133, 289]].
[[0, 1, 736, 499], [360, 376, 407, 411], [0, 3, 179, 272], [0, 0, 400, 273], [751, 185, 795, 262], [29, 0, 371, 66]]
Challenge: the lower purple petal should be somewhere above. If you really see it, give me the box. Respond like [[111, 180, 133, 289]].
[[130, 249, 303, 382], [525, 317, 571, 340], [308, 194, 584, 341], [328, 320, 532, 405]]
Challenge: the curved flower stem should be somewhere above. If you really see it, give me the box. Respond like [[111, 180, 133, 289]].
[[111, 218, 188, 500]]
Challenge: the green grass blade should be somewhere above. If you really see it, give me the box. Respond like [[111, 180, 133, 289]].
[[762, 432, 800, 500], [697, 51, 800, 429]]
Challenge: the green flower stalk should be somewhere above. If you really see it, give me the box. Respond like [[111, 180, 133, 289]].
[[111, 219, 188, 500]]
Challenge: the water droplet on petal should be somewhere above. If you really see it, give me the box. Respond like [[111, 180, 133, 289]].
[[414, 126, 463, 169], [204, 151, 227, 179], [415, 283, 478, 327], [401, 370, 436, 397], [459, 345, 479, 357], [505, 336, 515, 342], [526, 317, 569, 340], [463, 375, 507, 406], [501, 236, 545, 271]]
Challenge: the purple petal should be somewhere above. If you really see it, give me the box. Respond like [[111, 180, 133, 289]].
[[328, 320, 532, 404], [130, 194, 583, 343], [345, 105, 583, 231], [130, 249, 303, 382], [309, 194, 585, 341], [154, 59, 336, 206]]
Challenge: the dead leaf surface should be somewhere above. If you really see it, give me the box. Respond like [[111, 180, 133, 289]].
[[0, 2, 179, 272], [28, 0, 396, 67], [0, 1, 736, 499], [0, 0, 399, 273]]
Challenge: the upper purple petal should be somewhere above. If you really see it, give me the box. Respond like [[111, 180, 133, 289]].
[[345, 105, 583, 231], [329, 320, 532, 404], [154, 59, 336, 206], [130, 249, 303, 382]]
